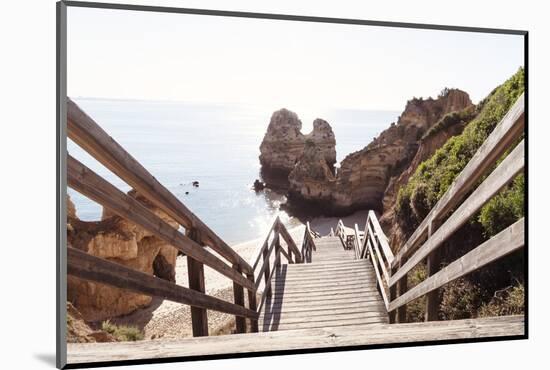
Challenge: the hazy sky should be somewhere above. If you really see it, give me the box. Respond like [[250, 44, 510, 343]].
[[67, 7, 524, 112]]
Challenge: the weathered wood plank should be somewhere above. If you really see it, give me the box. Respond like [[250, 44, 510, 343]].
[[257, 253, 282, 312], [262, 305, 386, 319], [367, 238, 390, 310], [392, 94, 524, 268], [254, 237, 278, 288], [67, 247, 258, 319], [389, 218, 524, 312], [277, 223, 302, 263], [271, 280, 377, 291], [232, 264, 246, 334], [389, 140, 524, 287], [68, 316, 524, 364], [368, 211, 394, 264], [245, 272, 259, 333], [371, 231, 391, 285], [185, 228, 208, 337], [67, 98, 253, 274], [67, 155, 255, 291], [263, 298, 386, 311], [269, 287, 382, 299], [260, 312, 388, 326], [261, 317, 389, 331], [274, 271, 373, 283], [354, 223, 362, 259]]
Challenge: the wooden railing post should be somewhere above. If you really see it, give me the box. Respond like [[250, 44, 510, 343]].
[[246, 273, 258, 333], [389, 265, 397, 324], [396, 260, 408, 323], [232, 264, 246, 334], [186, 227, 209, 336], [274, 229, 282, 268], [425, 221, 441, 321], [262, 235, 272, 300]]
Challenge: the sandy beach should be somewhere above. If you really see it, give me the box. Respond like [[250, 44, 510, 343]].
[[110, 210, 370, 339]]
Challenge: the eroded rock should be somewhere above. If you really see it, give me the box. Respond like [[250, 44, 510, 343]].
[[67, 190, 180, 321], [259, 109, 336, 187], [277, 89, 473, 215]]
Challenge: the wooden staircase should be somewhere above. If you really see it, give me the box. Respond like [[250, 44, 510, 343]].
[[259, 236, 388, 332], [65, 94, 526, 367]]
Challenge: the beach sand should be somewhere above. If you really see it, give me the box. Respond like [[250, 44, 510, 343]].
[[111, 210, 370, 339]]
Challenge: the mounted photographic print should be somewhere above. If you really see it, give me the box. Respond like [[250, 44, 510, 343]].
[[56, 1, 527, 368]]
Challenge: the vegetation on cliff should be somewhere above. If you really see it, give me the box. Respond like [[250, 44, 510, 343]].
[[394, 68, 525, 321]]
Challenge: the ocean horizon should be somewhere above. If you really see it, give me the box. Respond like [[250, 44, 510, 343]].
[[68, 97, 399, 244]]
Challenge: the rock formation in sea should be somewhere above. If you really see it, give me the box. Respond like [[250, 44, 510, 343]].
[[265, 88, 473, 215], [259, 109, 336, 188], [286, 140, 337, 213], [67, 191, 180, 322]]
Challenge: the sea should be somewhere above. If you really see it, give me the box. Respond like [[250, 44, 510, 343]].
[[68, 98, 399, 245]]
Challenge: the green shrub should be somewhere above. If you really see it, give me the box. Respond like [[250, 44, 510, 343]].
[[440, 278, 482, 320], [479, 174, 524, 237], [101, 320, 144, 341], [394, 68, 525, 322], [406, 264, 427, 322], [478, 283, 524, 317], [396, 67, 525, 238]]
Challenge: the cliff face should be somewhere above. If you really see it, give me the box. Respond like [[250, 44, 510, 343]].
[[285, 89, 473, 214], [67, 191, 180, 322], [379, 106, 475, 249], [259, 109, 336, 187]]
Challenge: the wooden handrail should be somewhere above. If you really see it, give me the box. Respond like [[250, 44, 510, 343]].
[[66, 98, 258, 336], [353, 224, 361, 260], [355, 94, 525, 323], [67, 98, 253, 275], [301, 222, 317, 263], [389, 140, 524, 287], [251, 216, 306, 310], [68, 155, 255, 292], [68, 247, 258, 319], [388, 218, 524, 312], [391, 93, 525, 269]]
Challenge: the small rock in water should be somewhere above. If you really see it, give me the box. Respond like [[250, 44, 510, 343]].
[[253, 179, 266, 191], [192, 181, 199, 187], [185, 191, 189, 195]]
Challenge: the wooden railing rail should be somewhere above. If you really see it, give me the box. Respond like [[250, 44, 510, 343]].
[[391, 94, 525, 270], [356, 94, 525, 323], [67, 247, 258, 319], [67, 98, 252, 275], [67, 98, 258, 337], [251, 217, 305, 312], [352, 212, 396, 311], [335, 219, 347, 248], [388, 218, 524, 312], [301, 222, 318, 263]]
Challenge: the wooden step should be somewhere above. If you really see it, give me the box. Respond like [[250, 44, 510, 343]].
[[271, 280, 376, 292], [264, 295, 385, 312], [268, 286, 380, 299], [260, 316, 388, 331], [260, 311, 387, 326], [261, 304, 387, 318], [262, 299, 386, 313], [278, 270, 374, 280]]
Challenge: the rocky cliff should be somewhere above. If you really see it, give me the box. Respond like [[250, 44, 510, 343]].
[[259, 109, 336, 188], [284, 89, 473, 215], [67, 191, 180, 322]]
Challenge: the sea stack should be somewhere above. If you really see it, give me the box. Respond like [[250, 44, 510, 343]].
[[259, 109, 336, 188], [265, 89, 473, 216]]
